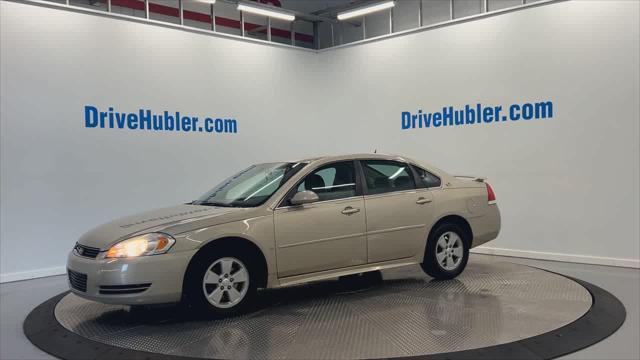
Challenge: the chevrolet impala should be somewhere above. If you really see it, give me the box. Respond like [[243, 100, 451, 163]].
[[67, 154, 501, 316]]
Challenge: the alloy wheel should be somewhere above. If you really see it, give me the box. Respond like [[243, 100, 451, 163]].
[[435, 231, 463, 271], [202, 257, 250, 308]]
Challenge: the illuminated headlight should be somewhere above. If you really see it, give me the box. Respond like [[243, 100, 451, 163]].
[[105, 233, 175, 258]]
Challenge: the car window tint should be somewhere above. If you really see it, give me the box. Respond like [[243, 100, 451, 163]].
[[362, 160, 415, 195], [297, 161, 357, 201], [413, 166, 442, 188]]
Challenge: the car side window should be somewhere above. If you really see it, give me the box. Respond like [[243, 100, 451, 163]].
[[413, 166, 442, 188], [296, 161, 357, 202], [362, 160, 415, 195]]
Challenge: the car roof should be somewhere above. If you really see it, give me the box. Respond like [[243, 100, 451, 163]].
[[292, 153, 449, 180], [297, 153, 410, 164]]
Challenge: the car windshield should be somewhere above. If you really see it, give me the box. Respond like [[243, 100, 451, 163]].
[[194, 162, 307, 207]]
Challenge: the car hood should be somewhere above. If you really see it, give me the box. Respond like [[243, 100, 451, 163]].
[[77, 204, 245, 250]]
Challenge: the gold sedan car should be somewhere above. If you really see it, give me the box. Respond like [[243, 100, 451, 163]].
[[67, 154, 500, 316]]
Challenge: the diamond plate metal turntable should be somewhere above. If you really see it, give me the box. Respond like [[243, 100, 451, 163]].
[[24, 257, 626, 360]]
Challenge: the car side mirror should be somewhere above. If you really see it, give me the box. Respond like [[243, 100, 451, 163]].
[[290, 190, 319, 206]]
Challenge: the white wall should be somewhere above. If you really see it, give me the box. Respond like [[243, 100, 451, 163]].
[[0, 0, 322, 281], [317, 0, 640, 268], [1, 0, 638, 281]]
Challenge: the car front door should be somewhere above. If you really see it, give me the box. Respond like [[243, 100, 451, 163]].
[[274, 161, 367, 278], [360, 160, 434, 263]]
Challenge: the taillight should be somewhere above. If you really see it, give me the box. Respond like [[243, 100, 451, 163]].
[[486, 183, 496, 204]]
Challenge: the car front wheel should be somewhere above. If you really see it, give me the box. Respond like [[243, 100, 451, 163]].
[[185, 252, 257, 317], [421, 223, 470, 280]]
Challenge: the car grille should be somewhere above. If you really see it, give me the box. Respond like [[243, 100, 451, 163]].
[[74, 243, 100, 258], [68, 269, 88, 292], [99, 283, 152, 295]]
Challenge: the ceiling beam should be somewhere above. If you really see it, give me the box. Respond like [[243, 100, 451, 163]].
[[218, 0, 341, 24]]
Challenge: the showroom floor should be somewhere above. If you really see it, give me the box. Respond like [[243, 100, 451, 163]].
[[1, 254, 639, 360]]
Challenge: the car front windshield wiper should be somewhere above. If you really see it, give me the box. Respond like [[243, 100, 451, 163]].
[[196, 201, 237, 207]]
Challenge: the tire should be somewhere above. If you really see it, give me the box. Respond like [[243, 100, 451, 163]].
[[184, 250, 258, 318], [421, 223, 470, 280]]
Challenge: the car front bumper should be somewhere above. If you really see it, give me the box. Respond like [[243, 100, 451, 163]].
[[66, 249, 197, 305]]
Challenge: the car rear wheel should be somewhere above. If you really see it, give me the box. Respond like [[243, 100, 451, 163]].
[[184, 252, 257, 317], [421, 223, 470, 280]]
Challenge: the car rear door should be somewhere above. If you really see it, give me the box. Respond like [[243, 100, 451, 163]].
[[274, 161, 367, 278], [359, 160, 434, 263]]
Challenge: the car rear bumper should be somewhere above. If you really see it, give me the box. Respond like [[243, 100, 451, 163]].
[[470, 204, 501, 248], [66, 249, 197, 305]]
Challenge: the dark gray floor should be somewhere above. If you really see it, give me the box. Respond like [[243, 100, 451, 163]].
[[1, 254, 639, 360], [53, 259, 592, 359]]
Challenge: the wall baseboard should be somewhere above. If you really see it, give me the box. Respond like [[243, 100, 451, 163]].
[[471, 246, 640, 269], [1, 248, 638, 283], [1, 266, 66, 284]]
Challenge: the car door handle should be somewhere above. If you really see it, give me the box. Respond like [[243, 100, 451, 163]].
[[341, 206, 361, 215], [416, 197, 432, 204]]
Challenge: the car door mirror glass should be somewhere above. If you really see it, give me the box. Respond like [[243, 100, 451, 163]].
[[290, 190, 320, 205]]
